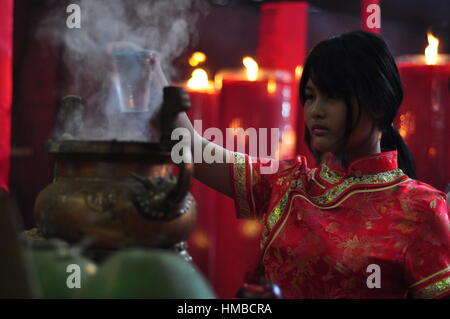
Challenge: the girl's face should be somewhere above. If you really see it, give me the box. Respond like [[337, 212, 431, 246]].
[[303, 79, 379, 157]]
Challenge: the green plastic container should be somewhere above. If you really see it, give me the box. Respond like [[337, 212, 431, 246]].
[[77, 249, 216, 299], [28, 239, 97, 299]]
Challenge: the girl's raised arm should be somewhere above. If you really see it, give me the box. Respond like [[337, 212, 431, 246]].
[[175, 111, 233, 198]]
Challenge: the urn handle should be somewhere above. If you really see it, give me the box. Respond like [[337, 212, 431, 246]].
[[159, 86, 191, 151], [168, 160, 193, 206], [130, 162, 193, 221], [131, 86, 194, 220], [161, 87, 193, 212]]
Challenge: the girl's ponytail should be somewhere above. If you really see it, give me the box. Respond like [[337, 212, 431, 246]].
[[381, 124, 416, 179]]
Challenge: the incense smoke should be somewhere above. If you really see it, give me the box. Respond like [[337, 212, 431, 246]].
[[40, 0, 208, 142]]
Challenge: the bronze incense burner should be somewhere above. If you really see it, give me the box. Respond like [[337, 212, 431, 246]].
[[34, 87, 196, 258]]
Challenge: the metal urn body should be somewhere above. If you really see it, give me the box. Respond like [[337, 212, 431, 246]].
[[34, 141, 196, 251]]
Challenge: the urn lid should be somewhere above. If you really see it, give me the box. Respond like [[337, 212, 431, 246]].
[[47, 140, 171, 160]]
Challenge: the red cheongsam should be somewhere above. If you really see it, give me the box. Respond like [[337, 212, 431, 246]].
[[230, 150, 450, 298]]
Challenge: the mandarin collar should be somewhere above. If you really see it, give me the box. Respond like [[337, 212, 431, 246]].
[[324, 150, 399, 177]]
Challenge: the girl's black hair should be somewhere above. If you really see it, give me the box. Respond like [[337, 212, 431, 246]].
[[299, 30, 416, 178]]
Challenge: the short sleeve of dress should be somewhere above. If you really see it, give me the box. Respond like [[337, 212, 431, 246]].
[[404, 193, 450, 299], [229, 152, 305, 220]]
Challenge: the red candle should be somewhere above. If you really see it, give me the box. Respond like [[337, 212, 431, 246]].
[[396, 52, 450, 191], [216, 62, 296, 160], [185, 68, 218, 128], [256, 2, 310, 164], [258, 2, 308, 74], [181, 72, 220, 284], [187, 90, 218, 129], [212, 60, 296, 298], [0, 0, 13, 191]]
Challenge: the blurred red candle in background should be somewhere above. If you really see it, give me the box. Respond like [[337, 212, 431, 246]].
[[217, 58, 296, 160], [211, 58, 296, 298], [182, 67, 220, 284], [0, 0, 13, 191], [396, 33, 450, 191], [257, 2, 309, 162]]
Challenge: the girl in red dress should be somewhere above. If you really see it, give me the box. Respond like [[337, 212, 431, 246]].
[[176, 30, 450, 298]]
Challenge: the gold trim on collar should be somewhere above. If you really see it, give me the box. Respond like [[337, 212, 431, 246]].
[[296, 169, 407, 206], [320, 163, 343, 184], [293, 179, 410, 209]]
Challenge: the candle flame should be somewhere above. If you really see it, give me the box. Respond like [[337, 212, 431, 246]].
[[189, 51, 207, 67], [214, 74, 223, 90], [295, 65, 303, 80], [187, 68, 211, 91], [267, 79, 277, 94], [243, 57, 259, 81], [229, 118, 243, 135], [425, 32, 439, 65], [230, 118, 242, 129]]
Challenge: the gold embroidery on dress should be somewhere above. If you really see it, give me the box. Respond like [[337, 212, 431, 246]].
[[261, 183, 408, 261], [233, 152, 252, 218], [248, 156, 257, 215], [261, 157, 408, 260], [261, 188, 291, 249], [430, 199, 437, 209], [267, 191, 290, 230], [293, 168, 406, 206], [409, 265, 450, 289], [413, 276, 450, 299], [292, 179, 410, 210], [310, 168, 326, 189], [294, 179, 305, 190], [262, 191, 298, 260], [325, 222, 340, 233], [320, 163, 343, 184], [276, 176, 290, 187]]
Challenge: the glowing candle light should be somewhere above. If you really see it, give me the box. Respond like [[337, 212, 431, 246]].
[[187, 68, 214, 92], [213, 58, 296, 298], [396, 33, 450, 190], [425, 32, 439, 65], [183, 54, 219, 284], [189, 51, 207, 67], [243, 57, 259, 82], [216, 57, 295, 159]]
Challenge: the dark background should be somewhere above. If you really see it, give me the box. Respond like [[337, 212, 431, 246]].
[[10, 0, 450, 227]]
